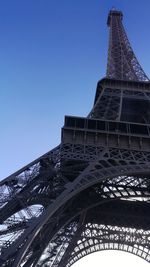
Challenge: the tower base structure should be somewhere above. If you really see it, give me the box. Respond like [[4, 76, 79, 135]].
[[1, 79, 150, 266]]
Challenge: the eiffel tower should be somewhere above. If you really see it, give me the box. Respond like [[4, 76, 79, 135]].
[[1, 9, 150, 267]]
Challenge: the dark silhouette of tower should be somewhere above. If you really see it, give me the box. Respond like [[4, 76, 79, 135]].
[[1, 9, 150, 267]]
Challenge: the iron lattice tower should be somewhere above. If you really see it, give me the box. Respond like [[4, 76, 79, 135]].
[[1, 10, 150, 267]]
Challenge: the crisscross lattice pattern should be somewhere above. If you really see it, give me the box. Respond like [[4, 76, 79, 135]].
[[107, 10, 149, 81]]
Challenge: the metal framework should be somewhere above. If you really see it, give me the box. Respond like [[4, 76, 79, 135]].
[[106, 10, 149, 81], [0, 9, 150, 267]]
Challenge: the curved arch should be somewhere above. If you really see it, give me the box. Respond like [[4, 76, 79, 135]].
[[35, 181, 150, 267], [3, 159, 150, 267], [68, 243, 150, 267], [36, 198, 150, 267]]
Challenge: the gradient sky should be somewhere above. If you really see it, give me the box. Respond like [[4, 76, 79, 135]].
[[1, 0, 150, 179], [1, 1, 150, 266]]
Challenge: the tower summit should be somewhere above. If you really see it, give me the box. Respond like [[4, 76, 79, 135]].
[[107, 9, 148, 81], [1, 9, 150, 267], [107, 9, 123, 26]]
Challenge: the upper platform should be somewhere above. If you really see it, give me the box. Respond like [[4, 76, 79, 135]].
[[107, 10, 123, 26]]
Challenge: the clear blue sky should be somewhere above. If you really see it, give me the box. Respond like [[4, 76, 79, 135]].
[[1, 1, 150, 266], [0, 0, 150, 180]]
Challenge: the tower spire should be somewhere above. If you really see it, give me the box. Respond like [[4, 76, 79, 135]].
[[106, 10, 149, 81]]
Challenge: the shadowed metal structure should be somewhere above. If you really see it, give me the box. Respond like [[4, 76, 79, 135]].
[[0, 9, 150, 267], [106, 10, 148, 81]]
